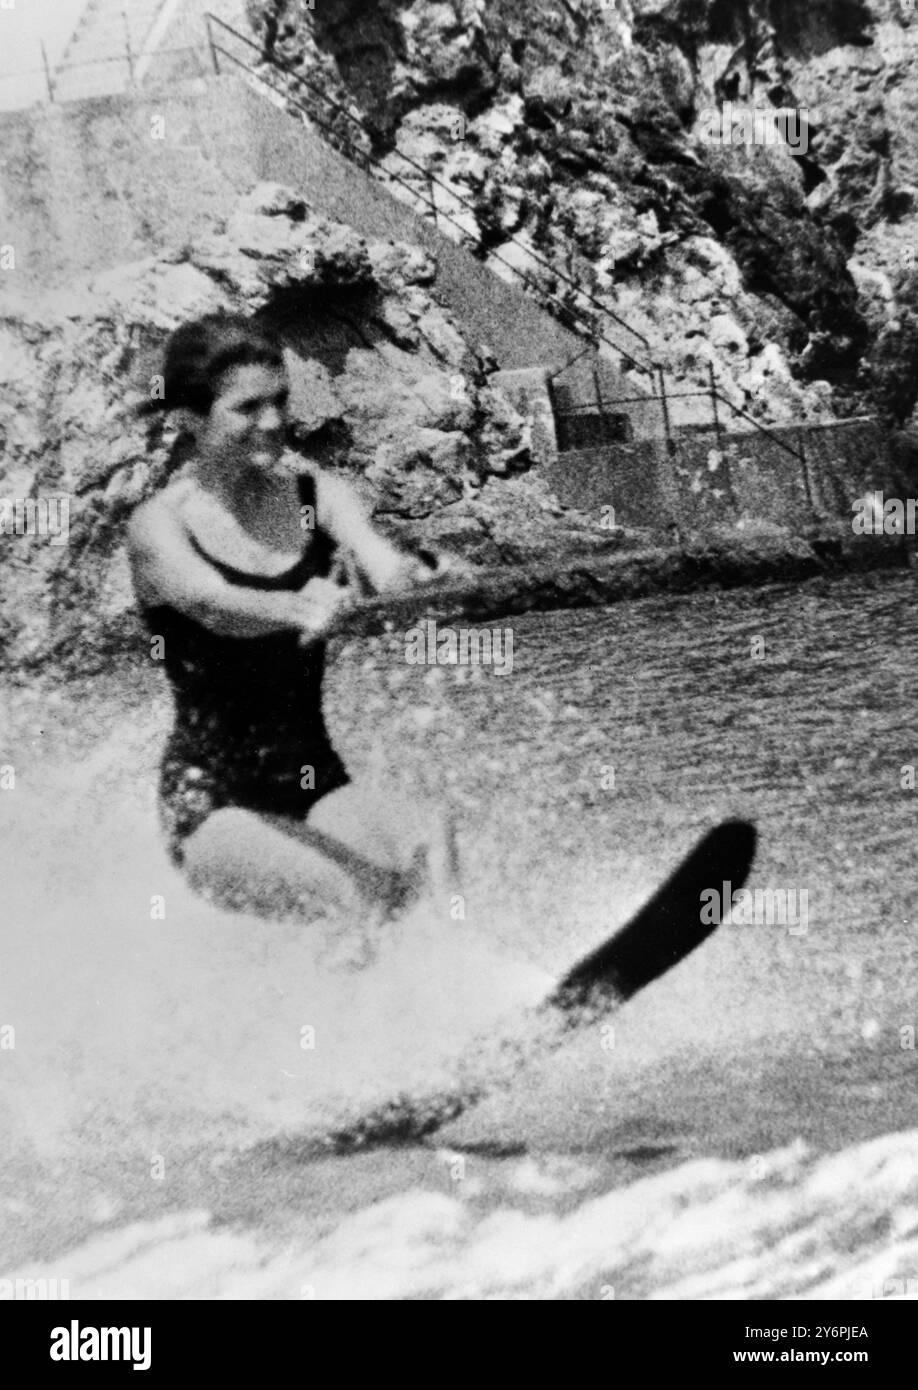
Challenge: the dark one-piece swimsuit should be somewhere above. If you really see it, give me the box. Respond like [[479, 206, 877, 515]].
[[141, 473, 349, 867]]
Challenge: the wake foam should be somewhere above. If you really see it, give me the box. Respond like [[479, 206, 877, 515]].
[[0, 766, 551, 1168], [7, 1132, 918, 1299]]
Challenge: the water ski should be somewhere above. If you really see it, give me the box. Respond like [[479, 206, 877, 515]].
[[329, 818, 758, 1150], [547, 818, 757, 1014]]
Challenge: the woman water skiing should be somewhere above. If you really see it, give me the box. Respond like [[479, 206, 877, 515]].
[[129, 313, 457, 924]]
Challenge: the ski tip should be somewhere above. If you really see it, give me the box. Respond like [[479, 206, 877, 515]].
[[548, 817, 758, 1014], [693, 818, 758, 881]]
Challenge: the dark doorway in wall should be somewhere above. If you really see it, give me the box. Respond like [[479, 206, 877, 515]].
[[548, 365, 635, 452]]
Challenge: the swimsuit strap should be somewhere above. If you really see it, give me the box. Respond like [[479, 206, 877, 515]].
[[184, 471, 335, 591]]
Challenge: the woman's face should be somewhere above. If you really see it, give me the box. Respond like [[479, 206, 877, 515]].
[[196, 362, 290, 478]]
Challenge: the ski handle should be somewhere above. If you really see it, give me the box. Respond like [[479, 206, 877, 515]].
[[325, 551, 485, 635]]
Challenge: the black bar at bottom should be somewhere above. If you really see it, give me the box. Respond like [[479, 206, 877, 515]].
[[1, 1299, 912, 1373]]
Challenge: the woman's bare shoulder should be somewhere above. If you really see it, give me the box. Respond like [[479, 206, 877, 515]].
[[127, 478, 196, 554], [127, 478, 221, 608]]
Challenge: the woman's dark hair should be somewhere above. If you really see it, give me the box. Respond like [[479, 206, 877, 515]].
[[139, 314, 285, 417]]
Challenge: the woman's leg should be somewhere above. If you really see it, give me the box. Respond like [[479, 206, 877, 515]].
[[181, 806, 372, 921], [178, 789, 459, 923], [304, 781, 460, 906]]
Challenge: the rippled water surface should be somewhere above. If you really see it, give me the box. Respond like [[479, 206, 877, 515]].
[[3, 569, 918, 1296]]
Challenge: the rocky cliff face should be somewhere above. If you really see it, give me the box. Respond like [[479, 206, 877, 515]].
[[247, 0, 918, 427], [6, 2, 918, 670], [0, 183, 552, 670]]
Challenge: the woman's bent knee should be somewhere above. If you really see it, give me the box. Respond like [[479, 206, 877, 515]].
[[182, 807, 359, 920]]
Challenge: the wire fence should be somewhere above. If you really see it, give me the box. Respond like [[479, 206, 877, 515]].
[[0, 1, 204, 104], [0, 44, 207, 106]]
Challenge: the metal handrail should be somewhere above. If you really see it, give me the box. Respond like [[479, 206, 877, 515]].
[[201, 11, 832, 466], [202, 15, 653, 363]]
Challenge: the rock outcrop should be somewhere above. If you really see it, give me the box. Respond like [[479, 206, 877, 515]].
[[7, 4, 918, 670], [0, 183, 542, 670], [247, 0, 918, 426]]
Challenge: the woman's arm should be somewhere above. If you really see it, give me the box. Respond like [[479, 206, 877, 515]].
[[315, 468, 482, 596], [315, 470, 420, 593], [127, 498, 343, 641]]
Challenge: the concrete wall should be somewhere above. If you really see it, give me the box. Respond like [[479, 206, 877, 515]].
[[547, 418, 889, 534], [0, 78, 241, 286], [0, 72, 587, 376]]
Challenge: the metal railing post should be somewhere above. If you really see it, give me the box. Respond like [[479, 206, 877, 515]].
[[709, 362, 723, 455], [592, 358, 611, 446], [205, 15, 220, 75], [657, 365, 675, 455], [40, 39, 55, 103], [122, 9, 135, 84], [798, 426, 820, 519]]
